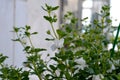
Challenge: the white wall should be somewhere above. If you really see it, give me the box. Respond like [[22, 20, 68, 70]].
[[0, 0, 14, 65]]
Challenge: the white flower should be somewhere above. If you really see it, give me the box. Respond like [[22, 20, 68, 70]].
[[74, 57, 88, 71], [92, 74, 104, 80], [55, 69, 60, 77], [29, 75, 39, 80], [107, 43, 118, 51], [51, 38, 64, 51]]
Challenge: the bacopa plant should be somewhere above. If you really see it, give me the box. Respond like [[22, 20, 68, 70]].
[[0, 4, 120, 80]]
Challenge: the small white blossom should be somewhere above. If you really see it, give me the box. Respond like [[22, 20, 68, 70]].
[[29, 75, 39, 80], [92, 74, 104, 80], [74, 57, 88, 71], [55, 69, 60, 77], [51, 38, 64, 51], [107, 43, 118, 51]]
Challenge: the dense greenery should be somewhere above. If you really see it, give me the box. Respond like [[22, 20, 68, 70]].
[[0, 4, 120, 80]]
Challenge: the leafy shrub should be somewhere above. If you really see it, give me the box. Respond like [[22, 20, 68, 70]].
[[0, 4, 120, 80]]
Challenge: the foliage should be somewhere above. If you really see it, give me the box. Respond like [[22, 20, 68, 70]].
[[0, 54, 29, 80], [0, 4, 120, 80]]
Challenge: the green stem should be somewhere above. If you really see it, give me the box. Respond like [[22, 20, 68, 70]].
[[28, 37, 42, 80], [50, 22, 58, 39], [15, 32, 26, 48], [32, 60, 42, 80], [101, 17, 105, 32], [28, 37, 34, 48], [18, 75, 21, 80], [48, 12, 58, 39], [111, 24, 120, 57]]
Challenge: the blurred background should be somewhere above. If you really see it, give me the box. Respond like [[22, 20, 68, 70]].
[[0, 0, 120, 67]]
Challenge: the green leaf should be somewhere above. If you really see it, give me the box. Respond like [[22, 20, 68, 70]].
[[21, 71, 29, 80], [81, 17, 88, 21], [102, 5, 110, 11], [31, 32, 38, 35], [13, 27, 19, 32], [57, 64, 66, 70], [45, 4, 52, 11], [45, 38, 54, 41], [52, 18, 57, 22], [24, 46, 31, 52], [67, 12, 72, 16], [116, 74, 120, 80], [44, 16, 52, 23], [57, 29, 66, 38], [45, 74, 53, 79], [12, 39, 20, 42], [25, 31, 30, 37], [49, 65, 56, 71], [25, 25, 31, 31], [71, 17, 78, 24], [0, 54, 8, 64], [46, 30, 51, 35], [41, 6, 47, 11], [106, 19, 112, 23], [93, 19, 99, 25], [51, 57, 59, 62], [65, 71, 71, 79], [35, 48, 46, 53], [65, 26, 72, 33], [105, 12, 110, 16], [52, 6, 59, 11]]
